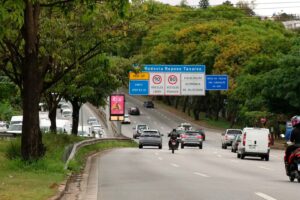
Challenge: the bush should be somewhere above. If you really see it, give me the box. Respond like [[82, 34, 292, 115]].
[[5, 139, 21, 160]]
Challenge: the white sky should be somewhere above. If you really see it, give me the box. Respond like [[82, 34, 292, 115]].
[[157, 0, 300, 17]]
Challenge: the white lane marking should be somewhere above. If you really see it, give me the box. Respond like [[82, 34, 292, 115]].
[[259, 166, 273, 171], [255, 192, 277, 200], [194, 172, 210, 178], [171, 163, 179, 168], [217, 155, 222, 158], [158, 157, 163, 161]]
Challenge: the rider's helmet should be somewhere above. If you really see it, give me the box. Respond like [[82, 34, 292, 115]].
[[291, 115, 300, 127]]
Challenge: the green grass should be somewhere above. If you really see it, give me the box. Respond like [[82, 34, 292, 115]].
[[68, 140, 138, 172], [0, 134, 136, 200]]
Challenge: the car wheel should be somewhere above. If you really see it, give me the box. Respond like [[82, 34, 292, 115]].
[[265, 155, 269, 161], [181, 144, 184, 149], [297, 178, 300, 183], [221, 144, 224, 149], [231, 148, 234, 152], [139, 144, 143, 149], [158, 145, 162, 149], [241, 154, 245, 159], [199, 144, 203, 149], [289, 176, 295, 182], [237, 153, 241, 158], [224, 145, 227, 149]]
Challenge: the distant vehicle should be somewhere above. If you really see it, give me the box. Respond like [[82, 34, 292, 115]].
[[221, 129, 242, 149], [122, 114, 131, 124], [180, 131, 203, 149], [0, 121, 8, 131], [143, 101, 154, 108], [62, 108, 72, 118], [91, 124, 103, 136], [133, 124, 149, 139], [178, 122, 192, 131], [60, 103, 71, 112], [9, 115, 23, 126], [87, 117, 98, 125], [285, 121, 293, 141], [138, 129, 163, 149], [237, 127, 271, 161], [231, 134, 241, 153], [6, 123, 22, 135], [195, 128, 206, 141], [128, 107, 140, 115], [78, 125, 92, 137], [56, 119, 71, 134]]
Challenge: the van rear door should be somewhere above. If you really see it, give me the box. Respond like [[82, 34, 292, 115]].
[[245, 129, 269, 153]]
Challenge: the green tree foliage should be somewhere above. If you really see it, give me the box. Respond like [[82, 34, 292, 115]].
[[199, 0, 209, 9]]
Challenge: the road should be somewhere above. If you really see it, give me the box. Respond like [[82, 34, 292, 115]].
[[84, 95, 299, 200]]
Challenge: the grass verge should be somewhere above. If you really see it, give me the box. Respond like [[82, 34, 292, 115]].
[[0, 135, 136, 200]]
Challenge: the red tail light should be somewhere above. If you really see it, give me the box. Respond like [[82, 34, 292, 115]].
[[242, 133, 246, 146], [181, 134, 187, 138], [197, 135, 203, 139]]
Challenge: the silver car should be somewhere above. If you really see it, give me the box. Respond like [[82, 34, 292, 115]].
[[181, 131, 203, 149], [139, 129, 163, 149]]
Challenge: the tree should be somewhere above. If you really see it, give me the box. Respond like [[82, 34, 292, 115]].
[[199, 0, 209, 9], [0, 0, 128, 161]]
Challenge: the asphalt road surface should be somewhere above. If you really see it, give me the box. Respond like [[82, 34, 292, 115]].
[[85, 95, 299, 200]]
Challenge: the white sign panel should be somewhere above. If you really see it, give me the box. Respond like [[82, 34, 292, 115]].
[[149, 73, 165, 95], [165, 73, 181, 95], [181, 73, 205, 95]]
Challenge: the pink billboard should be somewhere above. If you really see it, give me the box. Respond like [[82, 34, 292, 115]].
[[110, 94, 125, 116]]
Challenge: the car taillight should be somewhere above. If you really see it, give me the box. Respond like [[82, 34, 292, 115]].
[[242, 134, 246, 146], [197, 135, 203, 139], [181, 134, 187, 138]]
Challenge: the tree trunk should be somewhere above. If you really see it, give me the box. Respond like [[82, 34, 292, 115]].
[[71, 99, 80, 136], [21, 2, 45, 160], [182, 96, 188, 113], [49, 106, 57, 133]]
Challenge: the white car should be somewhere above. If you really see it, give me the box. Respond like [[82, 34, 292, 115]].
[[122, 114, 131, 124], [62, 108, 72, 118], [6, 123, 22, 135]]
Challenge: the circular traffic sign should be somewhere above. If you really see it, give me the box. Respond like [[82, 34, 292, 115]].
[[152, 75, 162, 84], [168, 75, 177, 85]]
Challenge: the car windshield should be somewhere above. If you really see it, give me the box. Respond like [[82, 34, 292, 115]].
[[227, 130, 242, 135], [138, 125, 147, 130], [142, 131, 160, 137]]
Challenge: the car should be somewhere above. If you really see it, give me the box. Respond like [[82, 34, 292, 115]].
[[180, 131, 203, 149], [122, 114, 131, 124], [128, 107, 140, 115], [87, 117, 98, 125], [133, 124, 149, 139], [0, 121, 8, 131], [60, 103, 71, 111], [178, 122, 192, 131], [138, 129, 163, 149], [62, 108, 72, 118], [78, 125, 92, 137], [195, 128, 206, 141], [231, 134, 241, 153], [143, 101, 154, 108], [221, 129, 242, 149], [6, 123, 22, 135], [237, 127, 271, 161]]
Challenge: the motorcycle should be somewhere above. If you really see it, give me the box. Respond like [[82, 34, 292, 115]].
[[285, 145, 300, 182], [169, 138, 178, 154]]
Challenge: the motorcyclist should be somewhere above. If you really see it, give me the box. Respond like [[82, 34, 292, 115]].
[[168, 128, 180, 149], [285, 116, 300, 174]]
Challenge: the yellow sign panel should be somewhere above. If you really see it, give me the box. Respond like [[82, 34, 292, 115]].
[[129, 72, 149, 80]]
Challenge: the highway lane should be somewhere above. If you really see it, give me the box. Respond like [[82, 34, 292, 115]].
[[94, 96, 298, 200]]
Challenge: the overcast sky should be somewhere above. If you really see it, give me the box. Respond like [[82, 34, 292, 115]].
[[157, 0, 300, 17]]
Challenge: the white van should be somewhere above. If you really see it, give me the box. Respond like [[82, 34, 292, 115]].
[[237, 127, 271, 161]]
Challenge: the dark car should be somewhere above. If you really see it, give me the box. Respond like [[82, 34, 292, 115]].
[[143, 101, 154, 108], [195, 129, 206, 141], [128, 107, 140, 115], [231, 134, 241, 153]]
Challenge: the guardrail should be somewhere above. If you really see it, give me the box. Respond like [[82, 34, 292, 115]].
[[63, 137, 131, 170]]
